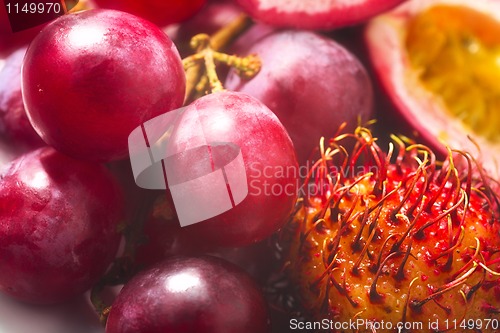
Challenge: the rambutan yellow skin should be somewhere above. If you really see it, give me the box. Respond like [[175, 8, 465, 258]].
[[286, 128, 500, 333]]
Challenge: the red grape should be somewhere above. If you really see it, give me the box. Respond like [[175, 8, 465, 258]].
[[105, 256, 270, 333], [0, 46, 44, 148], [22, 9, 185, 161], [229, 23, 275, 53], [151, 91, 298, 247], [233, 0, 406, 30], [0, 147, 124, 304], [92, 0, 207, 27], [225, 30, 374, 164]]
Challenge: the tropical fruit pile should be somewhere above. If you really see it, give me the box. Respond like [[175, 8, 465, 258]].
[[0, 0, 498, 332]]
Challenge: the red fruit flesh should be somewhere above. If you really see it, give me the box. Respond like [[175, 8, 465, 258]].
[[226, 30, 373, 164], [105, 256, 270, 333], [92, 0, 207, 27], [156, 91, 298, 247], [234, 0, 407, 30], [285, 128, 500, 332], [0, 47, 44, 148], [22, 9, 185, 161], [365, 0, 500, 178], [0, 147, 124, 304]]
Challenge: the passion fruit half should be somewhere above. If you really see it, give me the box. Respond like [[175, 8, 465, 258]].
[[366, 0, 500, 177], [234, 0, 407, 30]]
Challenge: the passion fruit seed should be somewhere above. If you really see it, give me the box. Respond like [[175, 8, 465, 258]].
[[406, 5, 500, 144], [285, 127, 500, 333]]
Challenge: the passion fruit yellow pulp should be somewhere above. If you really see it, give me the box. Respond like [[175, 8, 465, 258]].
[[366, 0, 500, 178]]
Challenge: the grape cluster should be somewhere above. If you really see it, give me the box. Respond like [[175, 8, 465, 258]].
[[0, 1, 297, 331]]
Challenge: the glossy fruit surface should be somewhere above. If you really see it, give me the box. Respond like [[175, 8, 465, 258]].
[[92, 0, 207, 27], [233, 0, 407, 30], [285, 127, 500, 332], [22, 9, 185, 161], [226, 30, 373, 164], [155, 91, 298, 247], [106, 256, 270, 333], [366, 0, 500, 177], [0, 147, 124, 304], [0, 47, 44, 148]]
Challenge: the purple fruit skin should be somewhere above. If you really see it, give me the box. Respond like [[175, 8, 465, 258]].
[[0, 147, 124, 304], [106, 256, 271, 333], [22, 9, 185, 161], [0, 47, 44, 148], [163, 91, 298, 247], [226, 30, 374, 164]]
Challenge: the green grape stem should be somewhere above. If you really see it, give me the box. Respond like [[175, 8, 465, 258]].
[[183, 14, 256, 103]]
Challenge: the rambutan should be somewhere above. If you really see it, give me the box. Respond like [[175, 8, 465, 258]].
[[284, 127, 500, 333]]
